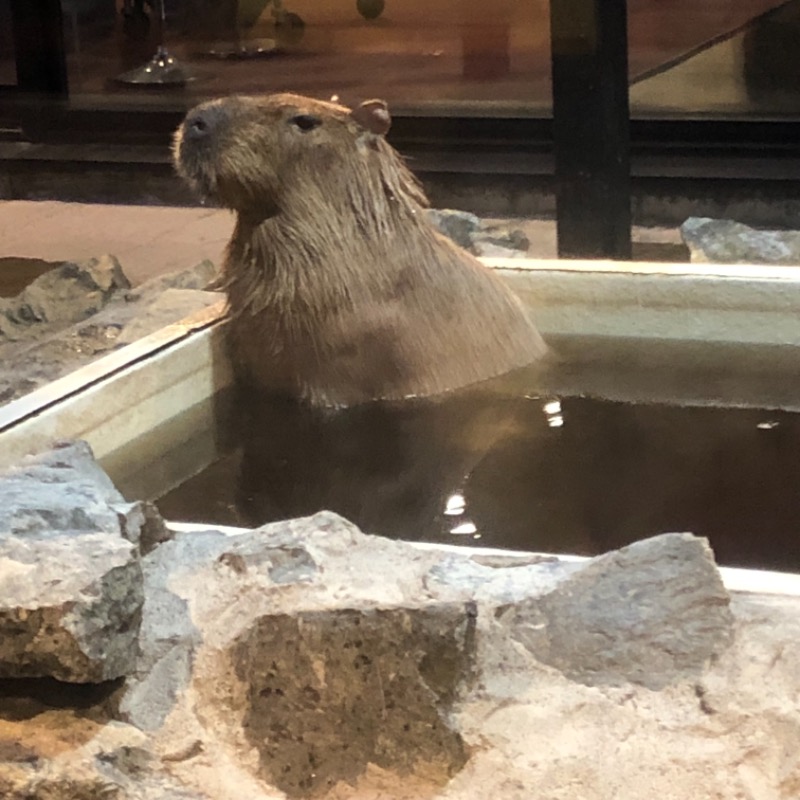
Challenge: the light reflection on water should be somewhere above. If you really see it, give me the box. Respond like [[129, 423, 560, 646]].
[[155, 367, 800, 573]]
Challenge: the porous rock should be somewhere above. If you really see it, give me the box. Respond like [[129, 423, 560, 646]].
[[118, 520, 327, 731], [0, 441, 144, 682], [117, 528, 235, 732], [233, 604, 473, 797], [495, 532, 733, 689], [122, 515, 473, 795], [681, 216, 800, 264]]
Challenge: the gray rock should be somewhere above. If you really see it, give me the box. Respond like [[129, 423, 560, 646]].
[[118, 529, 228, 731], [0, 255, 130, 343], [427, 210, 531, 258], [474, 223, 530, 253], [232, 604, 474, 797], [680, 217, 800, 264], [497, 533, 733, 689], [119, 513, 478, 795], [137, 502, 174, 556], [0, 440, 133, 538], [426, 553, 583, 605], [0, 723, 212, 800], [427, 208, 481, 250], [0, 441, 144, 682], [119, 525, 321, 731], [128, 258, 218, 294], [0, 260, 221, 405], [472, 241, 529, 259]]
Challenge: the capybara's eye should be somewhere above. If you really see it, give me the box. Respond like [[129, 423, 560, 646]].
[[289, 114, 323, 132]]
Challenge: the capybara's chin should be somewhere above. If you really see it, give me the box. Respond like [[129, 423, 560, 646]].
[[174, 91, 548, 408], [172, 95, 279, 212], [172, 98, 227, 202]]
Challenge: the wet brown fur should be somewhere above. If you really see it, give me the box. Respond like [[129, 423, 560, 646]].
[[174, 92, 547, 407]]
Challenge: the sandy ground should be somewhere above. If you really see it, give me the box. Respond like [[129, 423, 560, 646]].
[[0, 201, 235, 288], [0, 200, 686, 294]]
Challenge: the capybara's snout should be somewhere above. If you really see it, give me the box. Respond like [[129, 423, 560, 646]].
[[173, 99, 237, 202], [182, 102, 231, 145]]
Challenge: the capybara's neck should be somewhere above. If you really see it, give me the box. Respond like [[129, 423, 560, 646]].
[[222, 146, 436, 321], [224, 199, 441, 318]]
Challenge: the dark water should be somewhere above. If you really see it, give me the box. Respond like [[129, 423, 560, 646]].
[[155, 384, 800, 572]]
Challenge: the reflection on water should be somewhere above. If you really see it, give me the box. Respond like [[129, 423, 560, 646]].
[[156, 372, 800, 573]]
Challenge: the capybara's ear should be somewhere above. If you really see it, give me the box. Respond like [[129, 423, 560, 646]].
[[350, 99, 391, 136]]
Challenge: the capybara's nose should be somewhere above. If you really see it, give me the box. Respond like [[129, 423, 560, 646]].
[[184, 104, 229, 142]]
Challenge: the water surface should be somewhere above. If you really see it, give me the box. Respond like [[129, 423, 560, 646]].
[[155, 379, 800, 572]]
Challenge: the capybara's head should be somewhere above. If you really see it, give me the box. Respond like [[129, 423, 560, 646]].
[[173, 92, 425, 217]]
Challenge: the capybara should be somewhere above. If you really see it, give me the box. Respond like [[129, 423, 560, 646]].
[[173, 92, 547, 407]]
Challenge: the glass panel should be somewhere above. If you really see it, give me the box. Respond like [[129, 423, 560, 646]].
[[59, 0, 552, 117], [630, 0, 800, 116], [52, 1, 800, 121], [0, 0, 16, 85]]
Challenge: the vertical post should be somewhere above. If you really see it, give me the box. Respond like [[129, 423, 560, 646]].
[[550, 0, 632, 259], [10, 0, 69, 96]]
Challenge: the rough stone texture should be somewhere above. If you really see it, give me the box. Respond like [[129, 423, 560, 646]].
[[117, 529, 230, 733], [0, 441, 144, 682], [114, 288, 220, 346], [234, 606, 473, 797], [428, 209, 530, 257], [112, 510, 744, 799], [0, 256, 69, 298], [471, 240, 529, 259], [426, 209, 481, 250], [495, 533, 733, 689], [0, 715, 210, 800], [0, 259, 220, 404], [1, 448, 799, 798], [681, 216, 800, 264], [0, 255, 130, 343], [118, 523, 325, 733], [472, 223, 530, 259]]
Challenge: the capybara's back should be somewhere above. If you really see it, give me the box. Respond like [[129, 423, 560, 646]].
[[174, 92, 547, 407]]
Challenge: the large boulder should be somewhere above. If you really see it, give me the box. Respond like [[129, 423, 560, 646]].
[[495, 533, 733, 689], [119, 515, 474, 796], [0, 441, 145, 682], [681, 217, 800, 265]]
